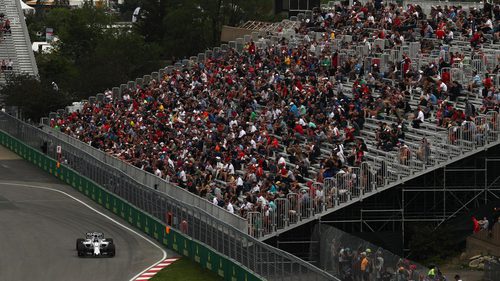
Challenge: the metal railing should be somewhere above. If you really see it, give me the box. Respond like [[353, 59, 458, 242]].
[[0, 112, 337, 281], [11, 0, 38, 76], [38, 125, 247, 232], [36, 3, 500, 241], [244, 112, 500, 239], [484, 261, 500, 281]]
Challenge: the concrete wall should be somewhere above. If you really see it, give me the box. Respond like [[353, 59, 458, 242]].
[[466, 223, 500, 257]]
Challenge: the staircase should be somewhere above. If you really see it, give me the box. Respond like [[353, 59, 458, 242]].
[[0, 0, 38, 86], [254, 75, 500, 240]]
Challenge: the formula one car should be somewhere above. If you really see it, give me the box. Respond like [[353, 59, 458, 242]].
[[76, 232, 115, 257]]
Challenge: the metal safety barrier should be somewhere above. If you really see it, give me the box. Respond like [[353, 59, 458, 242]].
[[409, 42, 420, 59], [472, 59, 484, 73], [324, 177, 337, 209], [451, 67, 463, 84], [0, 112, 337, 281], [484, 261, 500, 281]]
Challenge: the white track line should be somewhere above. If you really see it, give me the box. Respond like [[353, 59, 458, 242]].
[[0, 181, 168, 281]]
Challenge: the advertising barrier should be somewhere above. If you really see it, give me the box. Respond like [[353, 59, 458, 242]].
[[0, 130, 262, 281], [0, 112, 336, 281]]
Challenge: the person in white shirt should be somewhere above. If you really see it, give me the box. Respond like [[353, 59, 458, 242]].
[[249, 123, 257, 133], [227, 162, 235, 176], [367, 14, 375, 24], [238, 128, 246, 138], [438, 80, 447, 93], [229, 119, 238, 128], [446, 30, 454, 42], [154, 167, 163, 178], [236, 176, 244, 196], [250, 139, 257, 149], [412, 106, 425, 128], [215, 157, 224, 179], [227, 200, 234, 214], [179, 169, 187, 185], [278, 156, 286, 167]]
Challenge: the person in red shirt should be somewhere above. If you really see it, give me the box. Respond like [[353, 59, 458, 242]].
[[441, 69, 451, 84], [378, 29, 385, 39], [435, 28, 446, 39], [402, 55, 411, 78], [472, 216, 481, 233], [393, 16, 402, 28], [294, 122, 304, 135], [248, 41, 256, 55], [470, 31, 483, 48], [483, 74, 493, 90]]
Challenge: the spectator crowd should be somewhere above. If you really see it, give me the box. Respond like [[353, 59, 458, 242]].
[[50, 1, 500, 227], [0, 12, 11, 39], [0, 12, 13, 75]]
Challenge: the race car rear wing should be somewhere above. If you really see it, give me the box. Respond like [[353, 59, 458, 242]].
[[86, 232, 104, 239]]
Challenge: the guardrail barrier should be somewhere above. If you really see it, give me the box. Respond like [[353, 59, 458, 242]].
[[0, 127, 263, 281], [0, 112, 337, 281]]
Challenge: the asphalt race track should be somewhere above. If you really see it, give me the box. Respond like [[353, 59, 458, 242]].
[[0, 145, 171, 281]]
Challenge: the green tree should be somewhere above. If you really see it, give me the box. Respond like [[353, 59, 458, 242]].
[[36, 52, 79, 93], [44, 5, 112, 61], [131, 0, 273, 59], [134, 0, 168, 44], [29, 5, 164, 99], [77, 30, 163, 95], [1, 74, 73, 121]]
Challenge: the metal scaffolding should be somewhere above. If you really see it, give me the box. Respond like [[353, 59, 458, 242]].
[[316, 152, 500, 256]]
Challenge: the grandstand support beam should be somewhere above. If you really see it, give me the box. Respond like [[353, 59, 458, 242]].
[[435, 189, 488, 229], [261, 141, 500, 242], [319, 155, 500, 257], [403, 157, 500, 248], [321, 218, 444, 223]]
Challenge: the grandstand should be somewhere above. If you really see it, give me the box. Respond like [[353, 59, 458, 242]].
[[0, 0, 38, 86], [43, 0, 500, 242], [1, 0, 498, 280]]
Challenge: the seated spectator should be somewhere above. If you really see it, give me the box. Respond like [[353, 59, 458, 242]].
[[412, 106, 425, 128], [46, 0, 500, 228]]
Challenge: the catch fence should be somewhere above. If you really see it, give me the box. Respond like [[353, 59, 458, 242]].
[[309, 224, 429, 281], [0, 111, 336, 281]]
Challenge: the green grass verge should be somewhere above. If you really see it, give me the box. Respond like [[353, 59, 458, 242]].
[[149, 258, 223, 281]]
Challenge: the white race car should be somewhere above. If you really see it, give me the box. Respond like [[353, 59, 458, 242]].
[[76, 232, 116, 257]]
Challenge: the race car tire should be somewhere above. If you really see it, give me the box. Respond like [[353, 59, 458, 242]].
[[76, 238, 84, 251], [105, 238, 114, 244], [108, 244, 116, 257]]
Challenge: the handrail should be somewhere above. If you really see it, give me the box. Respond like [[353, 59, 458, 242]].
[[0, 111, 338, 281], [40, 126, 248, 232], [12, 0, 38, 76], [38, 3, 500, 241]]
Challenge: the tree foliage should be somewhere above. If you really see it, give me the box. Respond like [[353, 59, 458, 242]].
[[132, 0, 273, 59], [13, 1, 274, 117], [1, 74, 73, 121], [28, 5, 164, 100]]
